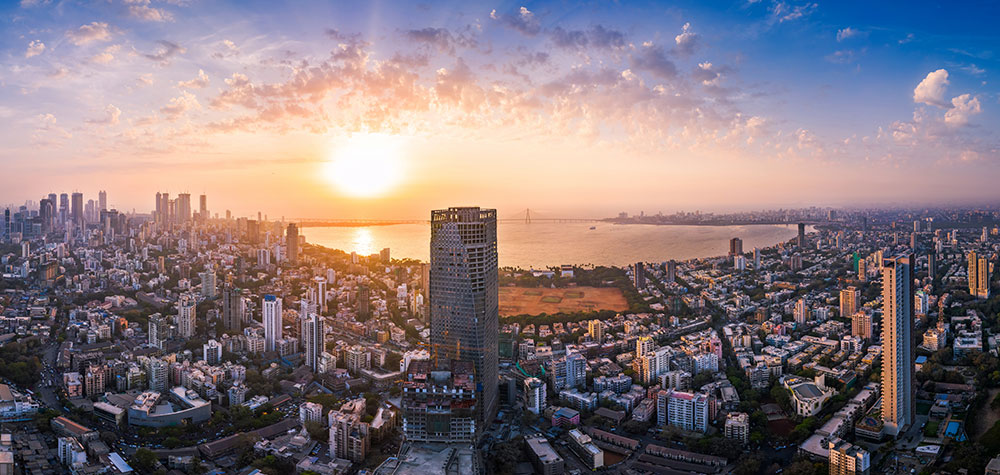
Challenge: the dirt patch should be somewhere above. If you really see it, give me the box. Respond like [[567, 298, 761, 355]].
[[500, 286, 628, 316]]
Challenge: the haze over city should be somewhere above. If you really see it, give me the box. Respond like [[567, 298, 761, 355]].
[[2, 0, 1000, 218]]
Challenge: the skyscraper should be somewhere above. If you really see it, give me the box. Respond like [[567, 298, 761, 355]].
[[968, 251, 991, 299], [881, 253, 914, 437], [59, 193, 69, 222], [200, 270, 217, 299], [797, 223, 806, 246], [199, 194, 208, 219], [301, 312, 325, 372], [794, 298, 810, 324], [177, 293, 196, 338], [71, 192, 83, 228], [632, 262, 646, 289], [286, 223, 299, 265], [263, 295, 282, 352], [98, 190, 107, 212], [222, 283, 244, 332], [665, 259, 677, 283], [729, 237, 743, 256], [177, 193, 192, 223], [39, 198, 54, 234], [839, 286, 859, 318], [429, 206, 499, 428], [357, 284, 370, 319]]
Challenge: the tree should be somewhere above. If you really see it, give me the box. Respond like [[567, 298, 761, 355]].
[[489, 436, 525, 475], [734, 456, 760, 475], [132, 448, 157, 473], [771, 385, 791, 411], [304, 421, 327, 442]]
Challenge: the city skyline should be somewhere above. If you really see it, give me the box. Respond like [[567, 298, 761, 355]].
[[2, 1, 1000, 218]]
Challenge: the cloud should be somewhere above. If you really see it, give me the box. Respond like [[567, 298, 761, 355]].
[[47, 67, 69, 79], [212, 39, 240, 59], [25, 40, 45, 58], [913, 69, 949, 107], [404, 27, 476, 54], [836, 27, 864, 42], [66, 22, 112, 46], [944, 94, 981, 126], [128, 4, 174, 22], [961, 64, 985, 76], [178, 69, 209, 89], [491, 6, 541, 36], [825, 50, 856, 64], [692, 62, 721, 86], [88, 44, 120, 64], [20, 0, 49, 7], [771, 2, 817, 23], [143, 40, 186, 64], [674, 23, 699, 55], [629, 43, 677, 80], [898, 33, 914, 45], [160, 91, 200, 119], [33, 113, 72, 143], [550, 25, 626, 50], [86, 104, 122, 126]]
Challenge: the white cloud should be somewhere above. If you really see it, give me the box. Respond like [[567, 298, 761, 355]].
[[772, 2, 817, 23], [66, 22, 112, 46], [178, 69, 209, 89], [944, 94, 981, 126], [89, 45, 120, 64], [86, 104, 122, 126], [913, 69, 949, 107], [128, 4, 173, 22], [160, 91, 201, 119], [675, 23, 699, 55], [836, 27, 862, 42], [25, 40, 45, 58]]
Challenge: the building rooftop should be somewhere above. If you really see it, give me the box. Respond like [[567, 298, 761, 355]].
[[526, 435, 562, 465]]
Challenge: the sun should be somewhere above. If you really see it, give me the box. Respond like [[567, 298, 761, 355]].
[[323, 133, 407, 198]]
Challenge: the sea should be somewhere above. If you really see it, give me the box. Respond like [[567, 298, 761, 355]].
[[302, 222, 803, 269]]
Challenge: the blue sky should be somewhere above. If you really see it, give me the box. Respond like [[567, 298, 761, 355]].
[[0, 0, 998, 217]]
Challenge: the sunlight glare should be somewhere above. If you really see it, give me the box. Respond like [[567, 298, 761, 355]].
[[324, 133, 407, 198]]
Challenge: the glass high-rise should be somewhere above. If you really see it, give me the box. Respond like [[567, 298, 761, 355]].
[[429, 206, 499, 429], [881, 253, 914, 437]]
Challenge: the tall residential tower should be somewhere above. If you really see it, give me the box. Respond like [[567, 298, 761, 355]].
[[263, 295, 282, 352], [881, 253, 914, 437], [429, 207, 499, 429]]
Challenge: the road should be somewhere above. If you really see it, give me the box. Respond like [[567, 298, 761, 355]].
[[35, 340, 63, 411]]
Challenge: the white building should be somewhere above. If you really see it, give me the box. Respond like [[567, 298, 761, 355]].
[[203, 339, 222, 365], [262, 295, 282, 353], [300, 401, 324, 425], [524, 377, 546, 415]]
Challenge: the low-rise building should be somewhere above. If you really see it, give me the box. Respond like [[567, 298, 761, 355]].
[[526, 434, 564, 475]]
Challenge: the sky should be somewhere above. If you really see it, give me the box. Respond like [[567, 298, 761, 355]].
[[1, 0, 999, 219]]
